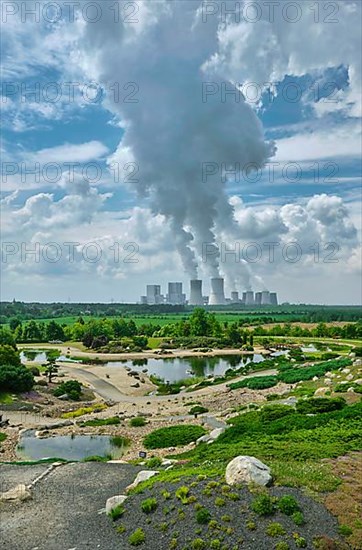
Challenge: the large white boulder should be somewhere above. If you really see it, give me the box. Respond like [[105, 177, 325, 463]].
[[0, 484, 31, 502], [196, 427, 226, 445], [126, 470, 159, 492], [106, 495, 127, 514], [225, 456, 272, 487]]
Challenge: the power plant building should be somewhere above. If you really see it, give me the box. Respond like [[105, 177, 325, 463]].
[[209, 277, 226, 305], [189, 279, 204, 306], [255, 292, 262, 305], [166, 282, 185, 305], [270, 292, 278, 305], [245, 291, 254, 305], [146, 285, 164, 305]]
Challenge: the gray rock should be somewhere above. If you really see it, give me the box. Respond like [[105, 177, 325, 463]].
[[106, 495, 127, 515], [126, 470, 159, 492], [0, 484, 32, 502], [225, 456, 272, 487]]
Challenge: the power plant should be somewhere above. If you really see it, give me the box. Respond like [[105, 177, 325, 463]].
[[209, 277, 226, 305], [189, 279, 204, 306], [140, 279, 278, 306]]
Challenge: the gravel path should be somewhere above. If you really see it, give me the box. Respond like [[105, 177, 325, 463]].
[[0, 462, 140, 550]]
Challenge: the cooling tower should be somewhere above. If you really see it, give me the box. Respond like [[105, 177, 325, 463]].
[[231, 291, 239, 303], [167, 282, 184, 304], [270, 292, 278, 305], [209, 278, 226, 305], [242, 292, 247, 304], [189, 279, 203, 305], [255, 292, 262, 305], [245, 291, 254, 305], [261, 291, 270, 305]]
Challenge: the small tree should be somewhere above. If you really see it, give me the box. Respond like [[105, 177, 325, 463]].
[[43, 359, 59, 383]]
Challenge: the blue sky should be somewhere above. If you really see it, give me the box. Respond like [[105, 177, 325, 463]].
[[1, 1, 361, 304]]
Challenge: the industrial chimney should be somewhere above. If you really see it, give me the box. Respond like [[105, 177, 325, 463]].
[[209, 277, 226, 305], [189, 279, 203, 306]]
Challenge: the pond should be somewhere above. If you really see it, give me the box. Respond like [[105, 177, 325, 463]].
[[17, 430, 128, 461], [20, 351, 80, 363], [104, 354, 265, 383]]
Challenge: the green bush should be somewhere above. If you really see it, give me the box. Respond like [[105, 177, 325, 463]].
[[266, 522, 286, 537], [0, 345, 21, 367], [81, 416, 120, 427], [278, 359, 351, 384], [338, 524, 353, 536], [141, 497, 158, 514], [189, 405, 209, 416], [145, 456, 162, 468], [175, 486, 189, 504], [275, 543, 290, 550], [53, 379, 82, 400], [0, 364, 34, 392], [296, 397, 346, 415], [293, 534, 307, 548], [335, 382, 362, 394], [191, 539, 207, 550], [108, 504, 125, 521], [229, 375, 278, 391], [129, 528, 145, 546], [292, 512, 305, 526], [196, 507, 211, 524], [260, 404, 296, 422], [130, 417, 147, 427], [251, 493, 275, 516], [144, 425, 206, 449], [277, 495, 300, 515]]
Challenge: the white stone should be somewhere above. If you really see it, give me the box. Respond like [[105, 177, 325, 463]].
[[347, 387, 355, 393], [126, 470, 159, 492], [341, 368, 351, 374], [312, 376, 319, 382], [354, 379, 362, 385], [106, 495, 127, 514], [353, 359, 362, 367], [346, 374, 354, 381], [0, 484, 31, 502], [225, 456, 272, 487], [324, 378, 332, 385]]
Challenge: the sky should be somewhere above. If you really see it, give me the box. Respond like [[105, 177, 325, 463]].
[[1, 0, 361, 305]]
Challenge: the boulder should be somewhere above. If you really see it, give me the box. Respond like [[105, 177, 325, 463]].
[[126, 470, 159, 492], [354, 379, 362, 385], [225, 456, 272, 487], [346, 374, 354, 381], [0, 484, 32, 502], [341, 368, 351, 374], [353, 359, 362, 367], [106, 495, 127, 514], [196, 427, 226, 446]]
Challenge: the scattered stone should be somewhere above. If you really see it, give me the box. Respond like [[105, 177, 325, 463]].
[[0, 484, 32, 502], [324, 378, 332, 385], [225, 456, 272, 487], [105, 495, 128, 515], [126, 471, 159, 492], [312, 376, 319, 382], [346, 374, 354, 381], [131, 382, 140, 388], [354, 379, 362, 385], [347, 387, 355, 393], [353, 359, 362, 367], [341, 368, 351, 374]]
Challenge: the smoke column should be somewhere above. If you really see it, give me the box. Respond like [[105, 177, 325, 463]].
[[76, 1, 275, 278]]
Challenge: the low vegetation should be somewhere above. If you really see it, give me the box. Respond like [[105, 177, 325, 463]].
[[143, 425, 207, 449]]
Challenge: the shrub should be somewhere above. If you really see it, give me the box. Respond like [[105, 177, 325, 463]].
[[196, 507, 211, 524], [53, 379, 82, 400], [275, 543, 290, 550], [161, 489, 171, 500], [0, 345, 21, 366], [260, 404, 295, 422], [210, 540, 222, 549], [129, 528, 145, 546], [266, 522, 286, 537], [335, 382, 362, 394], [81, 416, 120, 427], [246, 520, 256, 530], [0, 364, 34, 392], [338, 525, 353, 536], [191, 539, 207, 550], [189, 405, 209, 416], [215, 497, 225, 507], [110, 436, 129, 448], [130, 417, 147, 427], [296, 397, 346, 415], [229, 375, 278, 391], [144, 425, 206, 449], [293, 534, 307, 548], [221, 515, 231, 522], [141, 498, 158, 513], [277, 495, 300, 515], [145, 456, 162, 468], [175, 486, 190, 504], [108, 504, 125, 521], [292, 511, 305, 526], [29, 366, 40, 377], [251, 493, 275, 516]]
